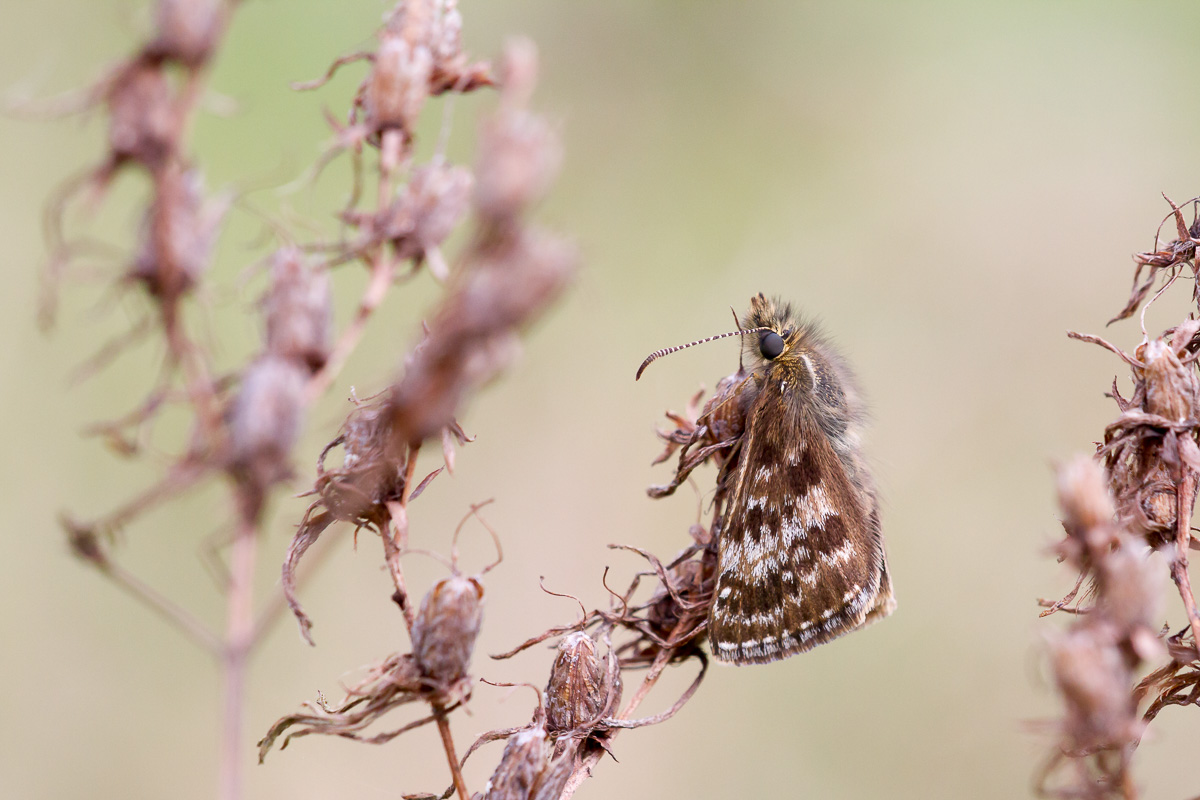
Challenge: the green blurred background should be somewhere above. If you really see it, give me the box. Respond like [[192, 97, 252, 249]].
[[4, 1, 1200, 798]]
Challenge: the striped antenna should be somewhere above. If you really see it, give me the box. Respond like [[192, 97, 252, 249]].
[[636, 327, 770, 380]]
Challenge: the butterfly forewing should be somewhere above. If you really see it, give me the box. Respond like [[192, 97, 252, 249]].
[[709, 370, 887, 665]]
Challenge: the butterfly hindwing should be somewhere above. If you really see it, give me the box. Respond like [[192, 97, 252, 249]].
[[708, 370, 889, 665]]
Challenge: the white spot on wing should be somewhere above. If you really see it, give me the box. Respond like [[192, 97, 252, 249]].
[[796, 485, 838, 530], [719, 586, 732, 600], [819, 541, 856, 567]]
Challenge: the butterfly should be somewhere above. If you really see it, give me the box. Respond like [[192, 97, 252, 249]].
[[638, 293, 895, 665]]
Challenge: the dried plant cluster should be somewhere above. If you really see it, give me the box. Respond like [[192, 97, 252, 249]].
[[39, 1, 763, 799], [1040, 196, 1200, 799]]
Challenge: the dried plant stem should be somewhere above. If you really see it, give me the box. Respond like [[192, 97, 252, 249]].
[[95, 556, 221, 653], [433, 704, 470, 800], [561, 648, 673, 799], [219, 515, 259, 800], [304, 130, 405, 404], [1173, 473, 1200, 655], [163, 306, 223, 443], [305, 249, 394, 403]]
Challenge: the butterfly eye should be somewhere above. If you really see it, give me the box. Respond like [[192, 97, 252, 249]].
[[759, 331, 785, 360]]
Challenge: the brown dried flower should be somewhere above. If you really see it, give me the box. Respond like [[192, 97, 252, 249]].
[[544, 632, 621, 738], [226, 355, 308, 505], [412, 574, 484, 689], [145, 0, 224, 67], [263, 247, 332, 372]]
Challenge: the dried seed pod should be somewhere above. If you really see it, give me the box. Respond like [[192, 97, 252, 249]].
[[106, 63, 175, 169], [264, 247, 332, 372], [366, 32, 433, 135], [411, 574, 484, 685], [131, 167, 222, 300], [482, 727, 549, 800], [390, 163, 473, 263], [147, 0, 222, 67], [1049, 626, 1139, 751], [544, 632, 619, 734], [389, 227, 576, 444], [1055, 455, 1116, 548], [473, 41, 561, 224], [228, 355, 308, 489], [1135, 335, 1199, 423], [529, 751, 573, 800], [1095, 543, 1162, 655]]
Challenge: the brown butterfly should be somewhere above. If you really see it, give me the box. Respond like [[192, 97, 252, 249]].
[[638, 294, 895, 665]]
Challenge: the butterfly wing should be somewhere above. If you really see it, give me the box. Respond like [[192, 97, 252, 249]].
[[708, 371, 893, 665]]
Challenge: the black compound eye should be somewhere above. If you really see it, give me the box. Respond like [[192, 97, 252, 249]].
[[759, 331, 785, 360]]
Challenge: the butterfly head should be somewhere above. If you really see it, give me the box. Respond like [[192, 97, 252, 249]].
[[741, 293, 806, 370]]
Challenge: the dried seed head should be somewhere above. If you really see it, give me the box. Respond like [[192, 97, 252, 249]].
[[1049, 626, 1140, 751], [1135, 336, 1199, 422], [1056, 456, 1116, 544], [264, 247, 332, 372], [482, 727, 549, 800], [107, 63, 174, 169], [529, 752, 573, 800], [228, 356, 308, 489], [390, 228, 576, 444], [411, 574, 484, 685], [1095, 541, 1162, 652], [388, 163, 473, 261], [131, 167, 221, 300], [647, 556, 716, 640], [544, 631, 619, 735], [366, 33, 433, 134], [148, 0, 222, 66], [473, 41, 561, 223]]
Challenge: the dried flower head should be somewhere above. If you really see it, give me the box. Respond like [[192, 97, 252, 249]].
[[473, 40, 561, 225], [146, 0, 224, 67], [130, 166, 225, 302], [226, 356, 308, 495], [1112, 194, 1200, 323], [263, 247, 332, 372], [544, 631, 621, 737], [105, 62, 175, 172], [648, 367, 751, 500], [1049, 626, 1140, 753], [340, 161, 473, 280], [412, 573, 484, 688]]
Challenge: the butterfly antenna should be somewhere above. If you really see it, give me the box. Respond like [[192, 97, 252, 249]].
[[636, 326, 769, 380]]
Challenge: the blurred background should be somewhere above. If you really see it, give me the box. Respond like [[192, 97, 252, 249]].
[[4, 1, 1200, 798]]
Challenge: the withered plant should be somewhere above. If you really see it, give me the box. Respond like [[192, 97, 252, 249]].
[[41, 2, 760, 799], [1039, 195, 1200, 799]]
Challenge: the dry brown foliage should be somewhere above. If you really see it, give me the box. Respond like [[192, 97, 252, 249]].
[[1041, 195, 1200, 799]]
